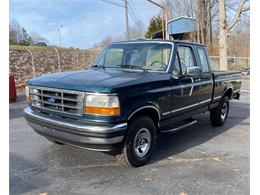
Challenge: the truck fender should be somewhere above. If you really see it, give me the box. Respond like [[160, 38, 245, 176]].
[[127, 103, 161, 127], [222, 84, 233, 99]]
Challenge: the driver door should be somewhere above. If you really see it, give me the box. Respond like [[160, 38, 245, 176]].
[[171, 44, 201, 115]]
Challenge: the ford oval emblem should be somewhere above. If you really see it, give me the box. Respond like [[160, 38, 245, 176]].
[[47, 97, 55, 103]]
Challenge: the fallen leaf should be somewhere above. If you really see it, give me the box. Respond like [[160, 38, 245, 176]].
[[39, 193, 48, 195], [211, 156, 221, 162], [168, 156, 175, 160], [143, 176, 152, 182], [211, 156, 230, 165]]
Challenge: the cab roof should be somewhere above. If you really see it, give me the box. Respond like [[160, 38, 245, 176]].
[[112, 39, 205, 47]]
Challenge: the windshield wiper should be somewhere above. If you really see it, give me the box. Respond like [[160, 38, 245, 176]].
[[118, 64, 147, 71], [92, 64, 150, 72], [92, 65, 106, 69]]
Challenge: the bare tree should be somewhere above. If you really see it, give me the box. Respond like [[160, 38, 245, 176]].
[[165, 0, 197, 18], [165, 0, 217, 45], [129, 21, 146, 39], [92, 35, 115, 48], [30, 31, 49, 43], [218, 0, 249, 70], [207, 0, 218, 47], [9, 20, 32, 45], [9, 20, 22, 44], [197, 0, 207, 44], [92, 20, 145, 48]]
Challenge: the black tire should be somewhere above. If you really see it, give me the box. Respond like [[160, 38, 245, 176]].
[[46, 138, 64, 145], [210, 96, 230, 126], [116, 116, 156, 167]]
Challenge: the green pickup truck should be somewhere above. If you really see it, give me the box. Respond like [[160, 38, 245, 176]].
[[24, 40, 241, 167]]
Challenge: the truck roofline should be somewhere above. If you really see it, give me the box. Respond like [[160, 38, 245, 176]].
[[110, 39, 205, 47]]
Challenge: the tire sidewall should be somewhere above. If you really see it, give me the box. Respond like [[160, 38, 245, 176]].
[[125, 116, 156, 167], [220, 96, 229, 123], [211, 96, 230, 126]]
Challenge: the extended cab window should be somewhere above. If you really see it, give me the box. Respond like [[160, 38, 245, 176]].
[[177, 46, 195, 74], [197, 47, 210, 73]]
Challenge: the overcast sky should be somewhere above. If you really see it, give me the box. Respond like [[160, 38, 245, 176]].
[[10, 0, 159, 49]]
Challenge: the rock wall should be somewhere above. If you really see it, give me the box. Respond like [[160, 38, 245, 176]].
[[9, 45, 100, 91]]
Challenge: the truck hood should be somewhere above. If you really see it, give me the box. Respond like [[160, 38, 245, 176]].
[[28, 68, 168, 93]]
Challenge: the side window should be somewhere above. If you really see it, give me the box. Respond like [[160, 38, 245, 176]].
[[104, 48, 123, 66], [177, 46, 195, 74], [145, 46, 171, 71], [198, 47, 210, 72], [172, 53, 181, 75]]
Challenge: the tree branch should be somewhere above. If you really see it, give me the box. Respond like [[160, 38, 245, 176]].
[[210, 0, 217, 9], [228, 0, 250, 31], [241, 7, 250, 12]]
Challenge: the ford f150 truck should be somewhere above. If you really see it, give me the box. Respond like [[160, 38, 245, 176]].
[[24, 40, 241, 167]]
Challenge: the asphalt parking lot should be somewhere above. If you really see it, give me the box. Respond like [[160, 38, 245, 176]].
[[10, 79, 250, 195]]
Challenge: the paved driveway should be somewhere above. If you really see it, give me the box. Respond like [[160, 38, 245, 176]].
[[9, 80, 250, 195]]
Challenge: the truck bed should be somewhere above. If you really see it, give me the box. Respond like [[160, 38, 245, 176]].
[[212, 70, 242, 102]]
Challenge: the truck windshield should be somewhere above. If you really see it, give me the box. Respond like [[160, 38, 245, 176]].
[[93, 43, 172, 71]]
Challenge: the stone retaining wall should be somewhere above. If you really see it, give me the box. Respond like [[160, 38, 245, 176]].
[[9, 45, 100, 91]]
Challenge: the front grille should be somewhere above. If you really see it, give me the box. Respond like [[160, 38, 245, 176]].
[[29, 86, 85, 116]]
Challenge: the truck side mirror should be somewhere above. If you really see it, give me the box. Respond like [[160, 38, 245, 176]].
[[185, 66, 201, 76]]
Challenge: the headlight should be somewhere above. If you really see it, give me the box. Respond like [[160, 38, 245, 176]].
[[25, 86, 30, 103], [84, 94, 120, 116], [30, 88, 40, 94]]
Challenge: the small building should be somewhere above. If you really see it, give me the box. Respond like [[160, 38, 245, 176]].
[[152, 16, 198, 41], [168, 16, 198, 40]]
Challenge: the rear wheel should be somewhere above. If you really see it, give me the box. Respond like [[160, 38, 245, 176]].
[[210, 96, 230, 126], [116, 116, 156, 167]]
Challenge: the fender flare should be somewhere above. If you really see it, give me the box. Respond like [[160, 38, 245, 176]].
[[222, 85, 233, 99], [127, 105, 161, 122]]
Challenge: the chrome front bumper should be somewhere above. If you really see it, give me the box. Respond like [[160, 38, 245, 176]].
[[24, 107, 127, 151]]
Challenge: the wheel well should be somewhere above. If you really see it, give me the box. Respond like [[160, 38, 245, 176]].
[[224, 88, 233, 99], [128, 107, 160, 127]]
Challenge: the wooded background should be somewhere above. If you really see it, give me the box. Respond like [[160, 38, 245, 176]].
[[9, 0, 250, 87], [94, 0, 250, 70]]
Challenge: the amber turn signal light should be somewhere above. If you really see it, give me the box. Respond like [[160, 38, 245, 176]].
[[84, 107, 120, 116], [26, 96, 30, 103]]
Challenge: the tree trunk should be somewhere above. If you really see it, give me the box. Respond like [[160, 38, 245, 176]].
[[201, 0, 206, 44], [197, 0, 202, 43], [197, 0, 207, 44], [218, 0, 228, 70], [207, 0, 213, 48]]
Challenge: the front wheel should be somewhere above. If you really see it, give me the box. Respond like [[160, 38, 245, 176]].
[[210, 96, 230, 126], [116, 116, 156, 167]]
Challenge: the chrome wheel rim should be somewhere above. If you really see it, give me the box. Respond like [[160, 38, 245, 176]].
[[134, 128, 151, 158], [221, 102, 228, 120]]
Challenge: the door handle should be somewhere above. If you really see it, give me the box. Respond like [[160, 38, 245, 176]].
[[194, 78, 201, 82]]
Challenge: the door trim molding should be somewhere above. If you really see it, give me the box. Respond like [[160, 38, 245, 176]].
[[162, 98, 212, 116]]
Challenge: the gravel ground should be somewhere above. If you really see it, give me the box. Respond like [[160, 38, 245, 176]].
[[9, 80, 250, 195]]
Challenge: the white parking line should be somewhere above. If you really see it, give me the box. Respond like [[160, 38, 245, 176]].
[[240, 90, 250, 93]]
